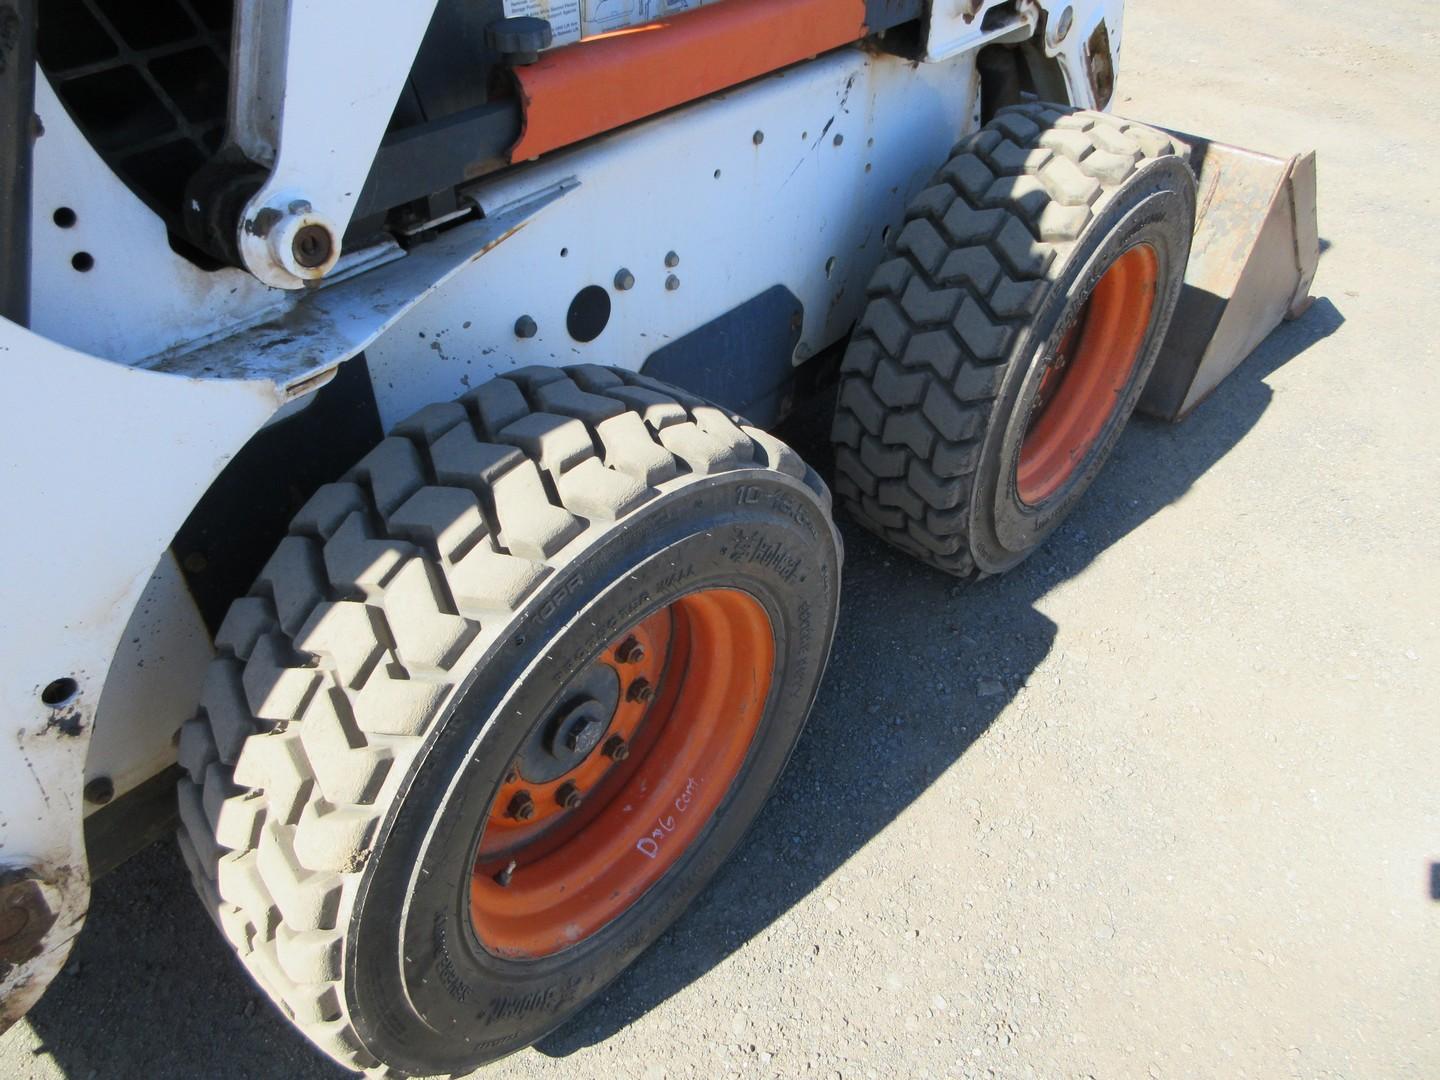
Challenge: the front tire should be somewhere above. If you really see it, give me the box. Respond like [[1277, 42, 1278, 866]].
[[176, 366, 841, 1074], [831, 103, 1196, 577]]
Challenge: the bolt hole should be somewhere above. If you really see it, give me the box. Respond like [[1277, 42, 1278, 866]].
[[53, 207, 77, 228], [752, 130, 765, 145], [560, 247, 569, 257], [71, 252, 94, 273], [867, 137, 875, 148], [833, 133, 844, 147], [713, 168, 722, 179], [41, 677, 78, 707], [825, 256, 838, 278], [865, 162, 873, 173]]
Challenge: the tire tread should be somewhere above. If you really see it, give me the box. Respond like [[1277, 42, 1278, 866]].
[[178, 366, 831, 1073], [831, 103, 1185, 576]]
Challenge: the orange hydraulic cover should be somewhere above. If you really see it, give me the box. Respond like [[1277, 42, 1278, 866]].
[[510, 0, 869, 161]]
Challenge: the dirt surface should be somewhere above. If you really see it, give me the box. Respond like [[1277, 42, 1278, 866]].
[[5, 1, 1437, 1077]]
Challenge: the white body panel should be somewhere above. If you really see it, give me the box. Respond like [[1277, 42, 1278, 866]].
[[367, 48, 980, 428], [0, 0, 1122, 1025], [0, 327, 277, 1014]]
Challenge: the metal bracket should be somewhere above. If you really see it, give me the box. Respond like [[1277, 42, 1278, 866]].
[[230, 0, 441, 289]]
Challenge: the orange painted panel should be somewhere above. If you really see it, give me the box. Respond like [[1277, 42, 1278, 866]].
[[511, 0, 869, 161]]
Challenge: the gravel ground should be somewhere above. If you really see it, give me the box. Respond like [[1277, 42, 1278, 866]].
[[5, 1, 1437, 1077]]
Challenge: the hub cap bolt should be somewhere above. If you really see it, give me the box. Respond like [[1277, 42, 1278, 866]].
[[556, 781, 582, 810], [565, 715, 606, 755], [505, 791, 535, 820], [627, 678, 655, 704], [602, 735, 630, 761], [616, 636, 645, 664]]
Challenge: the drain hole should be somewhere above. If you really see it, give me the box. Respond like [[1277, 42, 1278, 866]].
[[42, 677, 79, 706]]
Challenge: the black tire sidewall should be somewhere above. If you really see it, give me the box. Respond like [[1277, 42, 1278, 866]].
[[968, 157, 1196, 573], [345, 469, 840, 1075]]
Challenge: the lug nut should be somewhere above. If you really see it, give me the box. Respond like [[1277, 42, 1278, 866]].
[[602, 735, 630, 761], [616, 636, 645, 664], [627, 678, 655, 704], [556, 781, 582, 810], [505, 790, 536, 820]]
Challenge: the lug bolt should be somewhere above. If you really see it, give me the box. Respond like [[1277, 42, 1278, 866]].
[[614, 268, 635, 291], [556, 781, 583, 810], [514, 314, 538, 339], [602, 735, 630, 762], [627, 678, 655, 704], [616, 636, 645, 664], [505, 790, 535, 820], [504, 766, 519, 784]]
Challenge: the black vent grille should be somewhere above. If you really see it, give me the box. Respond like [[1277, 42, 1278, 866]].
[[36, 0, 233, 236]]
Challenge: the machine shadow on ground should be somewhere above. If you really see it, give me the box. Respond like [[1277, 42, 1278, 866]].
[[22, 300, 1342, 1079]]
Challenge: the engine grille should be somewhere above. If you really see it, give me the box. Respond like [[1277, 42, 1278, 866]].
[[36, 0, 233, 242]]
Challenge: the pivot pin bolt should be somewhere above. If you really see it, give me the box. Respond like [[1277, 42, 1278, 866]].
[[616, 636, 645, 664], [556, 781, 583, 810], [627, 678, 655, 704], [505, 791, 536, 820], [292, 224, 333, 269], [602, 735, 630, 761]]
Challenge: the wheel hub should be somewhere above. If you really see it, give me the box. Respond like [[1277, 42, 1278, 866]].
[[1017, 243, 1159, 505], [469, 589, 776, 959]]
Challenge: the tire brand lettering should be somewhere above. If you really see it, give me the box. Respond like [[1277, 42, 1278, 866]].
[[789, 598, 814, 694], [485, 986, 559, 1023], [433, 915, 473, 1003], [656, 563, 695, 593], [725, 528, 802, 583], [482, 975, 585, 1023], [737, 485, 818, 539], [635, 777, 699, 858], [539, 573, 584, 621]]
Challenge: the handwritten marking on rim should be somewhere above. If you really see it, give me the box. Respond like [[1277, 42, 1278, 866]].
[[635, 777, 700, 859]]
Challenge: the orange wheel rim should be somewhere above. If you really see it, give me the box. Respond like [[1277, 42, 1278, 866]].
[[1017, 243, 1159, 504], [470, 588, 775, 959]]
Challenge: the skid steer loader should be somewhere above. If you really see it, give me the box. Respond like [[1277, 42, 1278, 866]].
[[0, 0, 1317, 1070]]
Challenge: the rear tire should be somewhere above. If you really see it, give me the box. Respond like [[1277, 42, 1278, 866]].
[[176, 366, 841, 1074], [831, 102, 1195, 576]]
